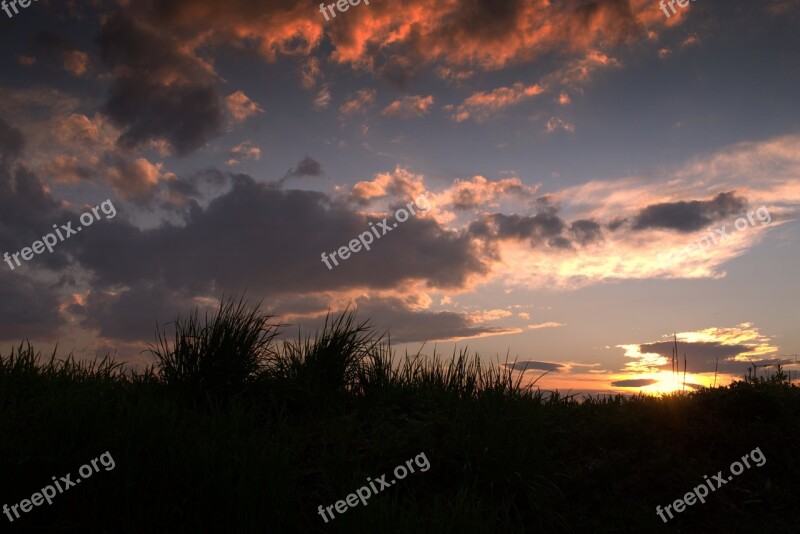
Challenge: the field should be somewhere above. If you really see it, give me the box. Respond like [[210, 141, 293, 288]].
[[1, 298, 797, 533]]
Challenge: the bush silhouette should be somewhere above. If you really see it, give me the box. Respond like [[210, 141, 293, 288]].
[[148, 295, 280, 398]]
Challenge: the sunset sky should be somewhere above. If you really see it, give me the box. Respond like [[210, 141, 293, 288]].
[[1, 0, 798, 395]]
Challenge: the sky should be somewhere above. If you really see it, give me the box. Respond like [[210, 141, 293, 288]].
[[1, 0, 798, 395]]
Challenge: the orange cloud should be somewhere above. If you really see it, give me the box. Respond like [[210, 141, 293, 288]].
[[546, 116, 574, 133], [135, 0, 678, 77], [106, 157, 176, 201], [350, 166, 426, 203], [453, 83, 543, 122], [447, 175, 539, 210], [63, 50, 89, 76], [339, 88, 376, 117], [381, 95, 434, 119], [227, 140, 261, 166], [225, 91, 264, 122]]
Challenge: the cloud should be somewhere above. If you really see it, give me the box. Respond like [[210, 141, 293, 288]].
[[350, 167, 426, 204], [138, 0, 324, 63], [71, 172, 488, 299], [63, 51, 90, 76], [0, 118, 24, 166], [0, 119, 73, 272], [297, 296, 516, 343], [280, 156, 324, 184], [300, 57, 322, 89], [505, 360, 565, 371], [313, 85, 332, 110], [435, 66, 474, 83], [325, 0, 670, 71], [611, 378, 658, 387], [0, 272, 65, 341], [527, 322, 565, 330], [381, 95, 434, 119], [125, 0, 678, 80], [339, 88, 376, 117], [453, 83, 543, 122], [98, 13, 225, 155], [543, 50, 621, 88], [545, 116, 575, 133], [225, 91, 264, 123], [30, 30, 90, 77], [162, 168, 231, 207], [620, 324, 781, 375], [41, 155, 95, 185], [76, 283, 198, 342], [106, 156, 176, 203], [227, 141, 262, 166], [449, 175, 539, 210], [633, 191, 748, 233], [569, 220, 603, 246], [474, 209, 569, 248]]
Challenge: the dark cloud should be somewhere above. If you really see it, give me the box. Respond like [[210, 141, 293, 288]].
[[0, 120, 72, 271], [469, 207, 579, 250], [606, 217, 627, 231], [632, 192, 747, 233], [452, 189, 479, 210], [548, 236, 573, 249], [164, 168, 230, 206], [75, 283, 198, 342], [379, 54, 421, 89], [279, 156, 325, 185], [491, 211, 565, 241], [467, 205, 612, 252], [447, 0, 525, 42], [0, 272, 65, 342], [287, 296, 513, 344], [267, 294, 332, 318], [570, 219, 603, 246], [78, 290, 510, 346], [467, 220, 492, 237], [0, 118, 24, 166], [505, 360, 565, 372], [638, 340, 781, 374], [97, 14, 224, 155], [72, 172, 487, 300], [611, 378, 657, 387]]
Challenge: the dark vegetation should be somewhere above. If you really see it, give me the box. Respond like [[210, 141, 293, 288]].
[[1, 296, 797, 532]]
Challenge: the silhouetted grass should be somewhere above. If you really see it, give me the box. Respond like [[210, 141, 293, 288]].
[[1, 298, 798, 532], [147, 295, 281, 400]]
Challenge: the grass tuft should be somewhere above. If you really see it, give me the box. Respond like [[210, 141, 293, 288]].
[[147, 295, 281, 399]]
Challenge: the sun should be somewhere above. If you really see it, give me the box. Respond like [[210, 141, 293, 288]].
[[640, 372, 705, 395]]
